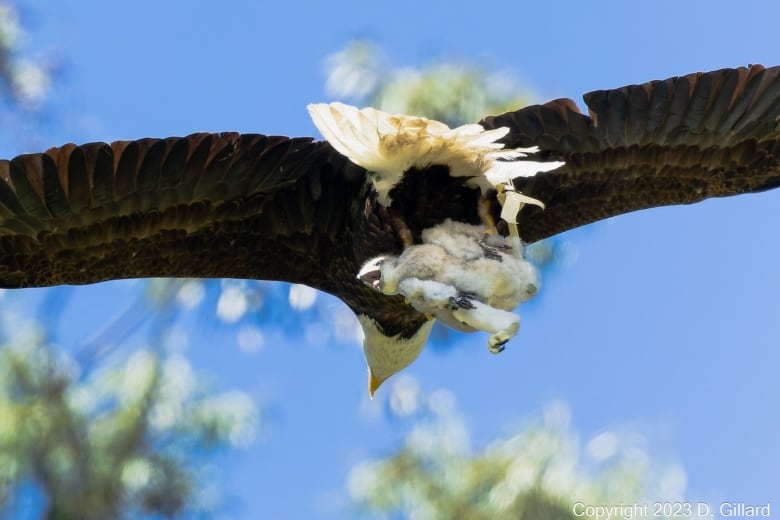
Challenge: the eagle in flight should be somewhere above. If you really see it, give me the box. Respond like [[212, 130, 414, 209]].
[[0, 65, 778, 394]]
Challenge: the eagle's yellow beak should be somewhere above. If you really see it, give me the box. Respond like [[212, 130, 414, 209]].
[[368, 370, 388, 398]]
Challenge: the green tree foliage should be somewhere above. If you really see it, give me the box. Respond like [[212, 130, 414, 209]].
[[325, 40, 530, 126], [0, 283, 257, 519], [350, 381, 700, 520]]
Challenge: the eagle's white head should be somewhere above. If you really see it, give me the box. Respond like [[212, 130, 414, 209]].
[[357, 255, 434, 397], [357, 314, 434, 397]]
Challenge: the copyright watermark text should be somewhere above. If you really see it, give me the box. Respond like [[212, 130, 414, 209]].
[[572, 501, 771, 518]]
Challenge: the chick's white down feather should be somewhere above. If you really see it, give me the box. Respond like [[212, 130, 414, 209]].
[[387, 220, 539, 308], [373, 219, 539, 350], [308, 102, 563, 206]]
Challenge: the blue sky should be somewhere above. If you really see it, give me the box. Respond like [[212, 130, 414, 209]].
[[6, 0, 780, 518]]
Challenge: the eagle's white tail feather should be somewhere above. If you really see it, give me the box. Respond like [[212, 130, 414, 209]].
[[468, 126, 510, 147], [308, 104, 380, 169], [308, 102, 564, 206], [486, 159, 566, 186], [489, 145, 540, 160]]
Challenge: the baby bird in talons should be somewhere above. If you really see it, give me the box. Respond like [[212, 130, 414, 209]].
[[309, 101, 558, 393], [358, 219, 540, 355]]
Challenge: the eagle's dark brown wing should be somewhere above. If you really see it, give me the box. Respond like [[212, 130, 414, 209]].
[[2, 65, 780, 341], [482, 64, 780, 243], [0, 133, 366, 289]]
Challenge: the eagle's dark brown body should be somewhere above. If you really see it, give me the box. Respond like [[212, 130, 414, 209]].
[[0, 65, 779, 338]]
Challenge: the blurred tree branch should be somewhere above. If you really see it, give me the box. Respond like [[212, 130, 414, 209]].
[[0, 328, 257, 518], [325, 40, 530, 126], [351, 383, 697, 519]]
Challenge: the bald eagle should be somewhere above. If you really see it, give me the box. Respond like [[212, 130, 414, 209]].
[[0, 65, 779, 394]]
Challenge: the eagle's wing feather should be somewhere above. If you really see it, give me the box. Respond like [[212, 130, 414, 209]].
[[0, 133, 367, 290], [481, 64, 780, 242], [2, 65, 780, 348]]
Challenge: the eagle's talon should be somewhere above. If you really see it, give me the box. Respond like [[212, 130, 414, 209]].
[[448, 295, 476, 310], [479, 242, 504, 262], [489, 324, 516, 353], [478, 232, 510, 262], [489, 340, 507, 354], [489, 337, 509, 354]]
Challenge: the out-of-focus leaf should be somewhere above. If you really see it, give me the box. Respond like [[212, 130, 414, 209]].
[[350, 393, 701, 519]]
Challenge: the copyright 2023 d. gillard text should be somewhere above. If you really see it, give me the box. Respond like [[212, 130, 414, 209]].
[[572, 500, 771, 518]]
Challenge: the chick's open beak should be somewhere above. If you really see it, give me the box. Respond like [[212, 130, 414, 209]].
[[357, 257, 386, 290]]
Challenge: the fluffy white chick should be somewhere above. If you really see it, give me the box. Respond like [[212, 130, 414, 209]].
[[402, 219, 539, 310], [358, 219, 540, 387]]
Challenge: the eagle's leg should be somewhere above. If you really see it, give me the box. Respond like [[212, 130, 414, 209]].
[[388, 209, 414, 249], [478, 191, 511, 260], [476, 193, 510, 262], [478, 193, 498, 241], [449, 295, 520, 354]]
